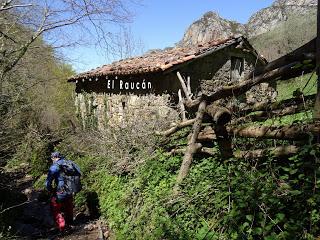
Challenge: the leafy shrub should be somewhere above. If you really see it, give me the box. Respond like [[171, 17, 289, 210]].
[[72, 142, 320, 239]]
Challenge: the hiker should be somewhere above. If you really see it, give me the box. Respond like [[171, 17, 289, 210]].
[[45, 151, 81, 232]]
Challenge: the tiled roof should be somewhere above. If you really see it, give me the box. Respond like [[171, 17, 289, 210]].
[[68, 36, 261, 82]]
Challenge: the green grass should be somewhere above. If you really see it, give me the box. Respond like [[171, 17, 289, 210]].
[[259, 111, 313, 127], [276, 72, 317, 102], [250, 11, 317, 61]]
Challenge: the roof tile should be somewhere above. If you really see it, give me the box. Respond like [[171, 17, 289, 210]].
[[69, 37, 244, 81]]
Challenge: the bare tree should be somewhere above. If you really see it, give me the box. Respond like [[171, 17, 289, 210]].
[[0, 0, 140, 93], [111, 25, 145, 59]]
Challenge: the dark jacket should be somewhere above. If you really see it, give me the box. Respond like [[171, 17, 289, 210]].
[[45, 158, 71, 200]]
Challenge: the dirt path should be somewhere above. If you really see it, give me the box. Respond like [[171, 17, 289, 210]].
[[42, 222, 103, 240], [0, 166, 108, 240]]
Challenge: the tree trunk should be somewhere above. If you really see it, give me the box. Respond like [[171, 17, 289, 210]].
[[233, 100, 314, 124], [178, 89, 186, 121], [249, 38, 315, 78], [156, 119, 196, 137], [238, 94, 315, 114], [170, 145, 299, 159], [175, 100, 207, 187], [228, 123, 320, 140], [234, 145, 299, 159], [206, 104, 231, 125], [200, 145, 299, 159], [314, 1, 320, 120], [214, 125, 233, 159]]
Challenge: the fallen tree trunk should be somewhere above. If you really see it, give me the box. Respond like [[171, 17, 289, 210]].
[[249, 38, 316, 78], [237, 94, 316, 114], [157, 105, 231, 137], [156, 119, 196, 137], [175, 100, 207, 187], [214, 125, 233, 159], [204, 61, 314, 102], [234, 145, 299, 159], [198, 122, 320, 141], [228, 122, 320, 140], [170, 145, 299, 159], [206, 104, 231, 125], [233, 100, 314, 124], [197, 127, 216, 141]]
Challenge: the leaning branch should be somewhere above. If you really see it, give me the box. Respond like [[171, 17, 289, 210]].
[[176, 71, 192, 101], [156, 119, 196, 137], [183, 46, 315, 108], [204, 61, 314, 103], [0, 4, 32, 11], [175, 100, 207, 187], [249, 38, 316, 78]]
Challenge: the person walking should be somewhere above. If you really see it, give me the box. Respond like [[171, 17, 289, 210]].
[[46, 151, 81, 232]]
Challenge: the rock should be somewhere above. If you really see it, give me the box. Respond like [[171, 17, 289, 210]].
[[178, 0, 317, 46], [104, 230, 110, 239], [178, 11, 245, 47], [247, 0, 317, 37], [84, 223, 96, 231], [22, 187, 39, 201]]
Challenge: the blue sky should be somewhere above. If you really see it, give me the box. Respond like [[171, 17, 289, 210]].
[[65, 0, 274, 73]]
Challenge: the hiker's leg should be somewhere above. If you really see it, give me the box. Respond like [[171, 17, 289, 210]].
[[64, 195, 74, 225], [50, 196, 65, 231]]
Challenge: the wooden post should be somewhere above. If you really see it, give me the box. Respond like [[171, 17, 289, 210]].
[[175, 100, 207, 188], [178, 89, 186, 121], [314, 0, 320, 120], [214, 125, 233, 159]]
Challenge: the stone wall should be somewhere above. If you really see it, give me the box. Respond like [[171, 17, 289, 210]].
[[74, 48, 277, 128], [197, 50, 277, 106], [75, 92, 179, 130]]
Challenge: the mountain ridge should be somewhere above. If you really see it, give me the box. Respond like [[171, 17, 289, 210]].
[[178, 0, 317, 47]]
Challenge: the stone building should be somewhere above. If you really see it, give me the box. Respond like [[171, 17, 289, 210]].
[[68, 36, 272, 129]]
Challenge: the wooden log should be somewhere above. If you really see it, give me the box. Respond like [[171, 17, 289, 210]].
[[228, 122, 320, 140], [178, 89, 186, 121], [176, 71, 192, 101], [197, 127, 216, 141], [155, 118, 196, 137], [170, 145, 299, 159], [175, 100, 207, 187], [204, 61, 314, 103], [233, 100, 314, 124], [198, 122, 320, 141], [249, 38, 316, 78], [238, 94, 316, 114], [214, 125, 233, 159], [170, 143, 202, 155], [206, 104, 231, 125], [234, 145, 299, 159], [187, 76, 192, 95]]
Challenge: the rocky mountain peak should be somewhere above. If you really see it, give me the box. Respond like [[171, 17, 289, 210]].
[[177, 11, 245, 47], [247, 0, 317, 37], [178, 0, 317, 46], [273, 0, 316, 7]]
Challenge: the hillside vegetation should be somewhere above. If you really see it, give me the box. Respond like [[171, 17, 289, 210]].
[[1, 1, 319, 239], [44, 66, 319, 239], [250, 11, 317, 61]]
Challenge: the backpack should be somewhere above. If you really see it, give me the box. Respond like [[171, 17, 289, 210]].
[[55, 159, 82, 195]]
